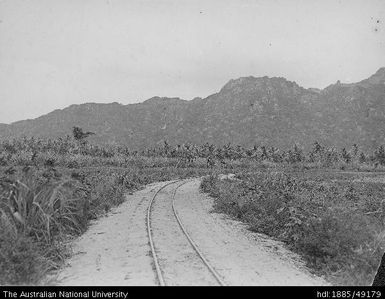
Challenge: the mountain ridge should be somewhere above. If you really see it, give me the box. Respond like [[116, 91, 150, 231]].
[[1, 68, 384, 151]]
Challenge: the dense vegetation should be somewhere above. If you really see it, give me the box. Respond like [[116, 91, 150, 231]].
[[201, 170, 385, 286], [1, 127, 385, 285], [0, 129, 215, 285]]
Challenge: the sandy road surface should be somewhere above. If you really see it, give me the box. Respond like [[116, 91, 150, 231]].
[[150, 182, 219, 285], [53, 178, 327, 286], [55, 182, 164, 285]]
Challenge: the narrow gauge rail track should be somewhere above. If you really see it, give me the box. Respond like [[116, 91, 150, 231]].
[[146, 179, 227, 286]]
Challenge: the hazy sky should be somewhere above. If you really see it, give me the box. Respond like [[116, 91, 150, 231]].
[[0, 0, 384, 124]]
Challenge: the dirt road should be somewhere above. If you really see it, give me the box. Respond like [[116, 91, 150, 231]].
[[54, 178, 328, 286]]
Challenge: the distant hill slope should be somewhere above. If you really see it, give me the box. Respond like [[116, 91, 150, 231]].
[[1, 68, 384, 151]]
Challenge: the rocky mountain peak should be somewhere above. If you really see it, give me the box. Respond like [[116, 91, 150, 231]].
[[219, 76, 257, 92], [142, 96, 186, 105], [365, 67, 385, 85], [219, 76, 301, 95]]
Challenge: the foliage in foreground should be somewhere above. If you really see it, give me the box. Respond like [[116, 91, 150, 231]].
[[200, 171, 385, 286], [0, 164, 212, 285], [2, 130, 385, 285]]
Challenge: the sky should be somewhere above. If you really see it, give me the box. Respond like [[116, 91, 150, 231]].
[[0, 0, 384, 124]]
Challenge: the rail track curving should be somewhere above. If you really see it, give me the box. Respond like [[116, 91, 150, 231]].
[[146, 179, 226, 286]]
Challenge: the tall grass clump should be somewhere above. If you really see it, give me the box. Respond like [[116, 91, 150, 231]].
[[0, 167, 93, 284], [0, 165, 135, 285]]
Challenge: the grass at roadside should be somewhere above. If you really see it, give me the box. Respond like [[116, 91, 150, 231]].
[[0, 163, 213, 285], [3, 133, 385, 286], [200, 169, 385, 286]]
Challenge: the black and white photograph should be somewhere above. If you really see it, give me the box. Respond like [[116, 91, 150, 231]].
[[0, 0, 385, 290]]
